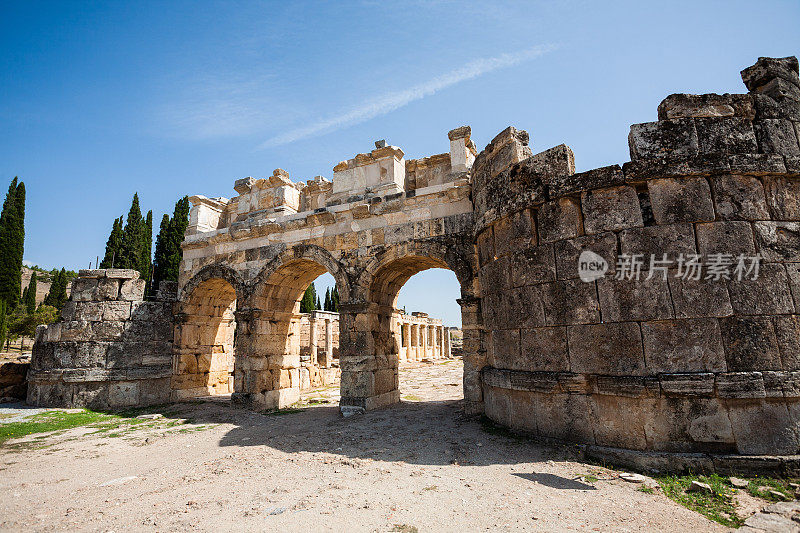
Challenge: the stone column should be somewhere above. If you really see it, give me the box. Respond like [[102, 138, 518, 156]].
[[444, 326, 452, 359], [458, 296, 482, 414], [308, 314, 318, 365], [421, 323, 428, 360], [438, 326, 445, 359], [323, 318, 333, 368]]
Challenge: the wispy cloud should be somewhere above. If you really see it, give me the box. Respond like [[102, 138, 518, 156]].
[[257, 44, 555, 149]]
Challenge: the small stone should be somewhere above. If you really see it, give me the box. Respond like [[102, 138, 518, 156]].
[[620, 473, 646, 483], [687, 480, 713, 494], [769, 489, 790, 501], [730, 476, 749, 489]]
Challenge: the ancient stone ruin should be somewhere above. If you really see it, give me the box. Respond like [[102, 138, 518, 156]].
[[28, 56, 800, 471]]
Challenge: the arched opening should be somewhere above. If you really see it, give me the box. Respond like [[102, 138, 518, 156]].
[[338, 249, 478, 415], [394, 268, 460, 402], [172, 277, 237, 400], [241, 257, 344, 410]]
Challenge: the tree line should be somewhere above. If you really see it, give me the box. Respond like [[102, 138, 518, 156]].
[[299, 283, 340, 313], [0, 177, 61, 351], [99, 194, 189, 298]]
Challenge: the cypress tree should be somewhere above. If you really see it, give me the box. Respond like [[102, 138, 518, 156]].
[[152, 214, 171, 290], [300, 283, 317, 313], [315, 295, 321, 310], [0, 178, 25, 311], [119, 193, 142, 269], [139, 210, 153, 296], [100, 216, 124, 268], [324, 287, 331, 311], [152, 196, 190, 291], [0, 301, 6, 351], [43, 268, 68, 310], [24, 272, 36, 314], [331, 284, 339, 312]]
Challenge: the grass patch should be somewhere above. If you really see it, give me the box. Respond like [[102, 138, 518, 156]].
[[0, 410, 124, 445], [423, 485, 438, 491], [401, 394, 422, 402], [584, 474, 599, 483], [656, 473, 742, 528], [637, 486, 655, 494], [747, 477, 793, 501], [391, 525, 418, 533]]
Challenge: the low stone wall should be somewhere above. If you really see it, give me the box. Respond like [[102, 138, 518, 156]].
[[473, 56, 800, 458], [27, 270, 175, 409]]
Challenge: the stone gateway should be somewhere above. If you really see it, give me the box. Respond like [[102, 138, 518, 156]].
[[27, 56, 800, 471]]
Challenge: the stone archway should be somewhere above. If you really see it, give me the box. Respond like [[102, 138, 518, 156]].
[[172, 265, 245, 400], [233, 245, 350, 410], [339, 239, 483, 415]]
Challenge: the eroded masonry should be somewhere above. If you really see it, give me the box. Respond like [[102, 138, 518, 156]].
[[28, 56, 800, 470]]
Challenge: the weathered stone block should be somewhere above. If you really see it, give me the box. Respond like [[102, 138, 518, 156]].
[[539, 279, 600, 325], [628, 119, 698, 160], [478, 255, 511, 291], [741, 56, 800, 92], [581, 186, 643, 234], [536, 197, 581, 243], [554, 232, 617, 280], [668, 274, 733, 318], [658, 93, 752, 120], [119, 278, 145, 301], [476, 228, 494, 267], [595, 376, 659, 398], [696, 221, 756, 257], [728, 153, 787, 175], [496, 209, 535, 257], [755, 119, 800, 156], [619, 223, 696, 263], [60, 321, 93, 342], [695, 117, 758, 155], [489, 328, 520, 367], [597, 277, 673, 322], [92, 320, 126, 341], [96, 278, 120, 300], [549, 165, 624, 198], [711, 174, 769, 220], [659, 374, 716, 397], [774, 315, 800, 371], [532, 392, 596, 444], [102, 301, 131, 321], [719, 316, 782, 371], [74, 342, 109, 368], [517, 327, 568, 372], [108, 380, 140, 407], [648, 177, 714, 224], [785, 264, 800, 310], [717, 372, 766, 398], [727, 263, 794, 314], [726, 400, 799, 455], [73, 302, 103, 322], [494, 286, 545, 329], [104, 269, 140, 279], [69, 277, 98, 301], [510, 244, 555, 287], [764, 176, 800, 220], [642, 318, 726, 373], [591, 395, 650, 450], [568, 322, 645, 375], [753, 222, 800, 262]]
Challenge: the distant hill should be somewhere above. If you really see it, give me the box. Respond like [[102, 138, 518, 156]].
[[21, 266, 75, 305]]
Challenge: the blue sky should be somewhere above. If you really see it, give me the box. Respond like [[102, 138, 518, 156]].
[[1, 0, 798, 326]]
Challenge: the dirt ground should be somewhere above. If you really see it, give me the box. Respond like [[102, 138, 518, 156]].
[[0, 359, 727, 532]]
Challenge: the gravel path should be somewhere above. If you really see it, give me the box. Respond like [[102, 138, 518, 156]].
[[0, 360, 725, 532]]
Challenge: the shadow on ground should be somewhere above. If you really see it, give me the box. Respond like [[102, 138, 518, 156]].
[[125, 397, 572, 469]]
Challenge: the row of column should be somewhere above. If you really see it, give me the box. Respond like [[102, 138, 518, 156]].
[[306, 314, 336, 367], [399, 322, 451, 361]]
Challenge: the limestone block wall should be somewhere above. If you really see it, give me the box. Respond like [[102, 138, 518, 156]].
[[474, 56, 800, 457], [27, 270, 175, 409]]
